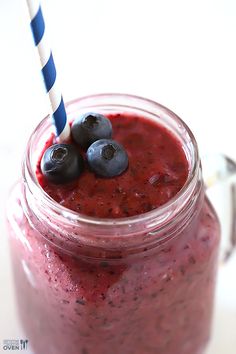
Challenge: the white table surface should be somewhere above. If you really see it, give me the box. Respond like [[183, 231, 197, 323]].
[[0, 0, 236, 353]]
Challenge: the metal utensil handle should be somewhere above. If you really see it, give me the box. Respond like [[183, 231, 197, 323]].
[[202, 154, 236, 261]]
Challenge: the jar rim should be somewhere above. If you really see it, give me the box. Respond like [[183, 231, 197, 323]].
[[23, 93, 200, 231]]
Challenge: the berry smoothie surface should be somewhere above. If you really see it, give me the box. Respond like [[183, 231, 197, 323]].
[[38, 113, 189, 218], [7, 110, 220, 354]]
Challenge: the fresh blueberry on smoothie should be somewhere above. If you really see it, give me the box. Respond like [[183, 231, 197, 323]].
[[71, 112, 113, 149], [41, 143, 84, 184], [87, 139, 129, 177]]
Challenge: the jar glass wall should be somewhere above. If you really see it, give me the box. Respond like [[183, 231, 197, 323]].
[[6, 94, 220, 354]]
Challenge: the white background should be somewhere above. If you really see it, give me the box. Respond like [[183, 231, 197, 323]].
[[0, 0, 236, 353]]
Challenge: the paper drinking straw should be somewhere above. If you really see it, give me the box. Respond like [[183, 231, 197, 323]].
[[26, 0, 70, 141]]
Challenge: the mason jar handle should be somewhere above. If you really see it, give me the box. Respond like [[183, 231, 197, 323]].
[[202, 154, 236, 262]]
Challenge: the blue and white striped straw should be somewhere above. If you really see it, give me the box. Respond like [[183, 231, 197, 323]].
[[26, 0, 70, 142]]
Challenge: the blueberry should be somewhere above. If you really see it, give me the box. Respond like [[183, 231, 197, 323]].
[[87, 139, 129, 177], [41, 144, 84, 184], [71, 112, 112, 149]]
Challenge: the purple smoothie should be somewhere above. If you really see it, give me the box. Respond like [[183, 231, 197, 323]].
[[7, 95, 220, 354], [39, 113, 188, 217]]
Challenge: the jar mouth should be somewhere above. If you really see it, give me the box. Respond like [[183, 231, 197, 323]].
[[23, 93, 200, 230]]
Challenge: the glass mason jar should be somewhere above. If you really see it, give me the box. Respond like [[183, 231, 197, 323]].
[[6, 94, 221, 354]]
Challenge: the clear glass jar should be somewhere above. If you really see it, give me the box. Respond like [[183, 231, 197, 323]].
[[6, 94, 220, 354]]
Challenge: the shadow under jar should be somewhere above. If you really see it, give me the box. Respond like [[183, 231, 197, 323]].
[[6, 94, 220, 354]]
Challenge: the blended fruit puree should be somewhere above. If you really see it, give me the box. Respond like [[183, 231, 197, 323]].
[[39, 113, 188, 218]]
